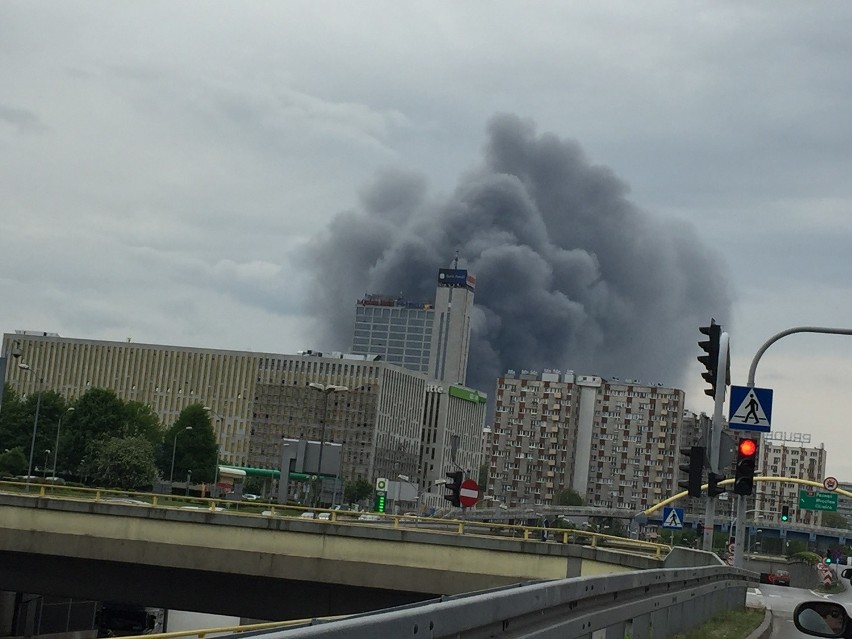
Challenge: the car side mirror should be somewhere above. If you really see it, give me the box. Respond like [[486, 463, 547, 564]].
[[795, 602, 848, 637]]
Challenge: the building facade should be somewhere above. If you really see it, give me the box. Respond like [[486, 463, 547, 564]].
[[754, 440, 828, 527], [487, 369, 685, 511], [351, 267, 475, 386], [420, 382, 487, 508], [351, 294, 434, 374], [1, 331, 485, 497]]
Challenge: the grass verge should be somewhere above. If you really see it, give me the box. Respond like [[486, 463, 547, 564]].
[[669, 608, 765, 639]]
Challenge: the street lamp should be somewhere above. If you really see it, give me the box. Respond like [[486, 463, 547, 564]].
[[397, 474, 421, 517], [307, 383, 348, 503], [51, 407, 74, 480], [18, 363, 42, 490], [42, 449, 51, 478], [169, 426, 193, 484], [203, 407, 224, 496]]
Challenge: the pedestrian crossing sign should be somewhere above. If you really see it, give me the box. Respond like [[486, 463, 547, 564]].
[[728, 386, 773, 432], [662, 507, 684, 529]]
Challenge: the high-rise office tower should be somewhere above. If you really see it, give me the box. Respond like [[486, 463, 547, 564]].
[[351, 267, 475, 385]]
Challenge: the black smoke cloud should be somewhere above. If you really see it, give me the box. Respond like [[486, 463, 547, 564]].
[[305, 114, 731, 400]]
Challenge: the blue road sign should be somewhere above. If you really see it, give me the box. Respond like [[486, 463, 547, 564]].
[[728, 385, 773, 432], [662, 507, 684, 529]]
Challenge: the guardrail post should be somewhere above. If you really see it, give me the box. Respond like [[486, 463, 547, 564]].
[[632, 614, 650, 639], [650, 607, 668, 639]]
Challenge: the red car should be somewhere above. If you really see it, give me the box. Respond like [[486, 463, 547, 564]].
[[768, 570, 790, 586]]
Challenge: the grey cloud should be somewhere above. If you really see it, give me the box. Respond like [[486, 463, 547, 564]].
[[306, 113, 733, 396], [0, 104, 46, 133]]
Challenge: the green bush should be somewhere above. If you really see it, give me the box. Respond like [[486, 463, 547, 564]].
[[790, 551, 822, 566]]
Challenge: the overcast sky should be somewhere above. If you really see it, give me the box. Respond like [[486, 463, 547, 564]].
[[4, 2, 852, 481]]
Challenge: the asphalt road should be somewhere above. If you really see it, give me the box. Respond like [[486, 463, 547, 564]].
[[750, 573, 852, 639]]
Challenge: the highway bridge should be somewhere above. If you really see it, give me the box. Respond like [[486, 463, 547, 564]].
[[0, 483, 684, 620], [0, 481, 762, 637]]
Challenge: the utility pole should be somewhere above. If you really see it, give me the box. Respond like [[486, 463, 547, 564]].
[[697, 320, 730, 552]]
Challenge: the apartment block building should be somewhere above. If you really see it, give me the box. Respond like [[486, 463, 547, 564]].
[[487, 369, 685, 511], [1, 331, 485, 494], [754, 440, 827, 527]]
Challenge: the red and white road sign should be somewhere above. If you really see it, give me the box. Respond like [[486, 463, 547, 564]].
[[459, 479, 479, 507], [824, 476, 838, 491]]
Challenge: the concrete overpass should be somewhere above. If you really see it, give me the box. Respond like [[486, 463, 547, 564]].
[[0, 490, 692, 621]]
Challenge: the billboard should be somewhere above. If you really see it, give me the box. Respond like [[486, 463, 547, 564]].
[[438, 268, 475, 290], [448, 385, 487, 404]]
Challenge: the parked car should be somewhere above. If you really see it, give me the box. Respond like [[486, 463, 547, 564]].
[[357, 514, 382, 521], [767, 570, 790, 586], [242, 494, 260, 501]]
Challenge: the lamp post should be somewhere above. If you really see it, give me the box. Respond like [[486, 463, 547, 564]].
[[42, 449, 51, 478], [397, 473, 420, 519], [203, 407, 224, 496], [169, 426, 193, 484], [307, 383, 348, 505], [18, 363, 43, 491], [51, 407, 74, 480]]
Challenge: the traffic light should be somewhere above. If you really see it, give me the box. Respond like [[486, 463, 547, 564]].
[[707, 472, 727, 498], [781, 505, 790, 522], [734, 437, 758, 496], [678, 446, 704, 498], [698, 320, 721, 397], [444, 471, 463, 507]]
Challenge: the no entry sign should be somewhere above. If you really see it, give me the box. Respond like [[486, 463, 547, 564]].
[[459, 479, 479, 507]]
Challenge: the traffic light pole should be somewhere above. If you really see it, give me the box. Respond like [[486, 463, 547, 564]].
[[703, 331, 729, 552], [734, 326, 852, 567]]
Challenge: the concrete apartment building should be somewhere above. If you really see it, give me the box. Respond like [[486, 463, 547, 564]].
[[1, 330, 485, 501], [754, 439, 827, 527], [351, 267, 475, 386], [487, 369, 685, 511]]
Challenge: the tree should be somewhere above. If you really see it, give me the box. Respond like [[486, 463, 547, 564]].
[[158, 404, 218, 483], [477, 463, 488, 491], [122, 401, 163, 446], [344, 479, 373, 505], [556, 488, 584, 506], [62, 388, 128, 476], [0, 447, 27, 477], [822, 512, 848, 530], [87, 435, 158, 490], [0, 387, 67, 459]]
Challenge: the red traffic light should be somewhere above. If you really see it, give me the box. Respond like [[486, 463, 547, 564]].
[[738, 438, 757, 457]]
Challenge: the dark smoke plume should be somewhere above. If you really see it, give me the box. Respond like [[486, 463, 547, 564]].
[[305, 114, 731, 398]]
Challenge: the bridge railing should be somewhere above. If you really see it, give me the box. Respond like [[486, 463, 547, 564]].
[[207, 565, 755, 639], [0, 479, 669, 559]]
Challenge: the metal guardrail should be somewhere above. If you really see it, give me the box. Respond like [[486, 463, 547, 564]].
[[204, 565, 755, 639], [0, 479, 670, 559]]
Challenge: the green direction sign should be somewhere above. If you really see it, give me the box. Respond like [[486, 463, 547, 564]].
[[799, 490, 838, 512]]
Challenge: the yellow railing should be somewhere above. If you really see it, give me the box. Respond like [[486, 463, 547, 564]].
[[0, 479, 669, 559], [120, 616, 346, 639]]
